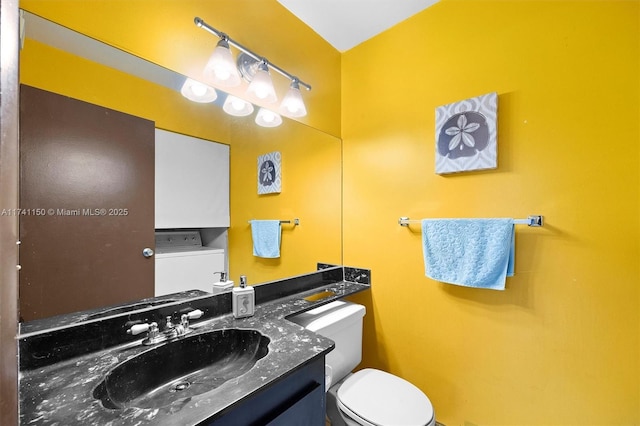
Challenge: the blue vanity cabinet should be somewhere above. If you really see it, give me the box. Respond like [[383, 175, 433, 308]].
[[205, 355, 326, 426]]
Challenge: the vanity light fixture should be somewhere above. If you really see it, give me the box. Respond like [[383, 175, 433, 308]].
[[180, 78, 218, 103], [223, 95, 254, 117], [195, 17, 311, 119], [255, 108, 283, 128]]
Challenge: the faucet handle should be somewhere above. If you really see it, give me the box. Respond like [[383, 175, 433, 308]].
[[181, 309, 204, 328], [127, 322, 158, 336], [186, 309, 204, 320]]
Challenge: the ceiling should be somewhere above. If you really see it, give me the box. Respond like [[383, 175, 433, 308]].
[[277, 0, 440, 52]]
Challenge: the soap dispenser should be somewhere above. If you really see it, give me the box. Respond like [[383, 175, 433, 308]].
[[232, 275, 255, 318], [212, 271, 234, 295]]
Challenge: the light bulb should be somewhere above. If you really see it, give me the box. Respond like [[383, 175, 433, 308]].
[[232, 98, 245, 110], [279, 80, 307, 117], [255, 87, 269, 100], [263, 111, 276, 122], [180, 78, 217, 103], [215, 68, 230, 81], [191, 82, 208, 97], [246, 62, 277, 104], [223, 95, 254, 117], [255, 108, 282, 127], [203, 39, 241, 87]]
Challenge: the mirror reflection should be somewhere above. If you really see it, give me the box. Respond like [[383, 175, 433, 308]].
[[18, 11, 342, 331]]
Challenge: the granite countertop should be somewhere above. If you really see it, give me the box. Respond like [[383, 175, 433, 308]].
[[19, 275, 370, 425]]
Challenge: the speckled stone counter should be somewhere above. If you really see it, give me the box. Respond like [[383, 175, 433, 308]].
[[19, 266, 370, 425]]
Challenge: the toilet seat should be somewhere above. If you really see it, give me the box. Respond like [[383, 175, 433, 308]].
[[337, 369, 434, 426]]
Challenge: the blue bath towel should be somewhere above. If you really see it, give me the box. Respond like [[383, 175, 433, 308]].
[[421, 218, 515, 290], [250, 220, 281, 258]]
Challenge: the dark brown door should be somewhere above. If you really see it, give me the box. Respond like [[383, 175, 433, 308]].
[[19, 85, 155, 321]]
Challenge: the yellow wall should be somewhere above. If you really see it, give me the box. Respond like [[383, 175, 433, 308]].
[[227, 122, 342, 283], [343, 1, 639, 424], [20, 0, 341, 137]]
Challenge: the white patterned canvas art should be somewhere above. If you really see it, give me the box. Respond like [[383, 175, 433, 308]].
[[435, 92, 498, 174], [257, 151, 282, 194]]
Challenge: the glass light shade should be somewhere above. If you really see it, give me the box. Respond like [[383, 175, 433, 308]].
[[180, 78, 218, 103], [223, 95, 254, 117], [255, 108, 282, 127], [246, 62, 277, 104], [279, 81, 307, 117], [203, 39, 242, 87]]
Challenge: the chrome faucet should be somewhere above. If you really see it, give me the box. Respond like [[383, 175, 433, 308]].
[[127, 309, 204, 345], [162, 315, 183, 340]]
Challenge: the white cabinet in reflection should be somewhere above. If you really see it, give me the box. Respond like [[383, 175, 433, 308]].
[[155, 129, 230, 228]]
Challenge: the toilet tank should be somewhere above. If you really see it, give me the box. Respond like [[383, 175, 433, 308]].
[[289, 301, 366, 387]]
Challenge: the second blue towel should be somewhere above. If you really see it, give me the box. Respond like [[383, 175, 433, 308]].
[[250, 220, 282, 258], [421, 218, 515, 290]]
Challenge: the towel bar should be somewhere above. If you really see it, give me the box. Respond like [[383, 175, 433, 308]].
[[398, 215, 543, 227], [248, 218, 300, 226]]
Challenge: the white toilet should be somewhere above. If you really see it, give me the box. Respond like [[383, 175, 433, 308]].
[[290, 300, 435, 426]]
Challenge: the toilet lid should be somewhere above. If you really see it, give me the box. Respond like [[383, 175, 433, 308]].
[[337, 369, 434, 426]]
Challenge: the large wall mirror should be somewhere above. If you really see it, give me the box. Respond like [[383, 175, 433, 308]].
[[18, 11, 342, 332]]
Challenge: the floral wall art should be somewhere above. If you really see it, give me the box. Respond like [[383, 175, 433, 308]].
[[435, 92, 498, 174], [257, 151, 282, 194]]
